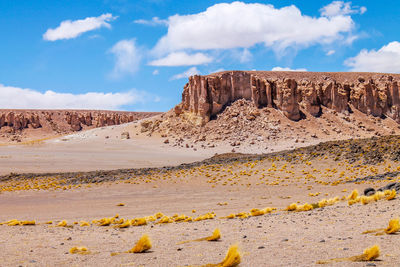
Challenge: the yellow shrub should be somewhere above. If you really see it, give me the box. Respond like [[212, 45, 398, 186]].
[[128, 234, 152, 253]]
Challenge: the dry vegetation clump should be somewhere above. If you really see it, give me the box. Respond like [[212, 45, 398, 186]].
[[363, 218, 400, 235], [285, 203, 313, 212], [179, 228, 221, 244], [194, 212, 216, 221], [128, 234, 152, 253], [348, 189, 396, 206], [386, 189, 397, 200], [69, 246, 90, 255], [201, 244, 241, 267], [317, 244, 380, 264], [79, 221, 90, 227], [249, 207, 275, 216], [57, 220, 68, 227]]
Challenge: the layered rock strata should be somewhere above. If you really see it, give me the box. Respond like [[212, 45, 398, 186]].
[[0, 110, 159, 133], [175, 71, 400, 125]]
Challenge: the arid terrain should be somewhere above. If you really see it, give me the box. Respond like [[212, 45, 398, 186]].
[[2, 71, 400, 266], [0, 110, 160, 143]]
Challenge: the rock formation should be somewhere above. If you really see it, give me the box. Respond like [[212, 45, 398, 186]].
[[0, 110, 159, 138], [175, 71, 400, 125]]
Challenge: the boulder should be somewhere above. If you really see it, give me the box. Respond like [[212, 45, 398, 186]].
[[121, 132, 130, 139]]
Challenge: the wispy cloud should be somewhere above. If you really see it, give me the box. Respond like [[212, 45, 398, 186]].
[[134, 17, 168, 26], [149, 52, 213, 66], [109, 39, 141, 78], [43, 13, 117, 41], [170, 67, 200, 80], [271, 67, 307, 72], [326, 50, 336, 56], [320, 1, 366, 17]]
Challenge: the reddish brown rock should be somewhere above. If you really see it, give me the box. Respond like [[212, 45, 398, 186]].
[[0, 110, 160, 137], [177, 71, 400, 125]]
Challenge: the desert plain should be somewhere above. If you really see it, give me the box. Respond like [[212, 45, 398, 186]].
[[2, 71, 400, 266]]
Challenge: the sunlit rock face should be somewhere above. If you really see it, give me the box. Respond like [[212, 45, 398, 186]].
[[175, 71, 400, 125]]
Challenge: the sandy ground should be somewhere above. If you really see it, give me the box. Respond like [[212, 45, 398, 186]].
[[2, 100, 400, 176], [0, 122, 214, 175], [1, 152, 400, 266], [0, 118, 328, 175]]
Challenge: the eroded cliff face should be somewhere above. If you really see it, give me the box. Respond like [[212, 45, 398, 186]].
[[175, 71, 400, 125], [0, 110, 159, 140]]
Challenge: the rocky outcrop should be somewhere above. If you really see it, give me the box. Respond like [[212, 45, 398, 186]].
[[0, 112, 42, 130], [64, 111, 140, 131], [175, 71, 400, 125], [0, 110, 159, 133]]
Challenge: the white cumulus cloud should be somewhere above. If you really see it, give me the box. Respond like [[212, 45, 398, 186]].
[[109, 39, 141, 78], [170, 67, 200, 80], [0, 84, 147, 110], [149, 52, 213, 66], [271, 67, 307, 72], [153, 1, 359, 54], [43, 13, 117, 41], [320, 1, 366, 17], [345, 41, 400, 73]]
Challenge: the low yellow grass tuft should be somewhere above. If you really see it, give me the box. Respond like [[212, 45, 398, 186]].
[[285, 203, 298, 211], [373, 191, 385, 201], [250, 208, 265, 216], [212, 244, 241, 267], [206, 228, 221, 241], [98, 217, 113, 226], [364, 218, 400, 235], [115, 220, 131, 228], [132, 218, 147, 226], [385, 218, 400, 234], [20, 220, 35, 225], [178, 228, 221, 244], [57, 220, 68, 227], [296, 203, 313, 212], [194, 212, 216, 221], [155, 212, 164, 219], [317, 244, 380, 264], [347, 189, 359, 200], [128, 234, 152, 253], [79, 221, 90, 227], [69, 246, 90, 255], [358, 245, 380, 261], [235, 212, 249, 219], [157, 216, 173, 224], [385, 189, 396, 200], [360, 196, 374, 205], [7, 219, 20, 226]]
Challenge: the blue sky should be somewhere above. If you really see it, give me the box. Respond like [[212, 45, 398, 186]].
[[1, 0, 400, 111]]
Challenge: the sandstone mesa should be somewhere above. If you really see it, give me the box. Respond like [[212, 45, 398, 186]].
[[175, 71, 400, 125]]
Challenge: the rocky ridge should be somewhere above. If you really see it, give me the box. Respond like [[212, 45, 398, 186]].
[[0, 110, 159, 142], [174, 71, 400, 125], [141, 71, 400, 150]]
